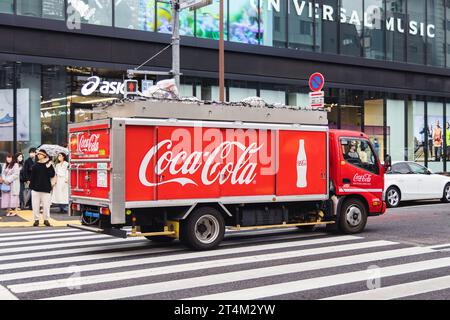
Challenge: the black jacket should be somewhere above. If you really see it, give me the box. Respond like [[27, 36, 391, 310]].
[[30, 162, 55, 193], [22, 157, 35, 182]]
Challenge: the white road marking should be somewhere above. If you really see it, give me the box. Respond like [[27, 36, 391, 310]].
[[14, 240, 395, 293], [323, 275, 450, 300], [0, 228, 79, 238], [187, 257, 450, 300], [42, 245, 430, 300], [0, 234, 116, 248], [0, 285, 17, 300], [0, 236, 362, 282], [0, 231, 92, 242]]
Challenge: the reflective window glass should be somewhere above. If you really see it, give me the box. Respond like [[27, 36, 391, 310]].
[[427, 101, 444, 172], [288, 0, 314, 51], [318, 0, 338, 54], [17, 0, 65, 20], [364, 97, 384, 162], [340, 0, 363, 57], [0, 0, 13, 14], [115, 0, 155, 31], [386, 0, 406, 62], [341, 138, 379, 174], [426, 0, 445, 67], [229, 0, 260, 44], [407, 0, 426, 65], [67, 0, 112, 26], [261, 0, 287, 47], [408, 162, 429, 174], [364, 0, 384, 59], [390, 162, 411, 174], [387, 99, 405, 161], [407, 100, 425, 165], [0, 61, 15, 160], [195, 0, 226, 40]]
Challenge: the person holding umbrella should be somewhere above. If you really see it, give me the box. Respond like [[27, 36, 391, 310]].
[[30, 149, 55, 227]]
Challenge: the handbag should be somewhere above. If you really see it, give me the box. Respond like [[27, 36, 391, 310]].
[[1, 183, 11, 193]]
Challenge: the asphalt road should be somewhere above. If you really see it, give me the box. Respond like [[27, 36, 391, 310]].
[[0, 201, 449, 301]]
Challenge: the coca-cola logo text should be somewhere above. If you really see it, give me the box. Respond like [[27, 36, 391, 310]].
[[78, 134, 100, 153], [353, 173, 372, 184], [139, 139, 263, 187]]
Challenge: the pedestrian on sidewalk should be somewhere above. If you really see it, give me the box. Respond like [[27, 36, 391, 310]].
[[52, 152, 69, 213], [30, 149, 55, 227], [1, 153, 21, 217], [15, 152, 25, 210], [22, 147, 36, 209]]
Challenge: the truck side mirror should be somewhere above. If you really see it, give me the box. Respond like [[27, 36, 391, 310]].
[[384, 154, 392, 172]]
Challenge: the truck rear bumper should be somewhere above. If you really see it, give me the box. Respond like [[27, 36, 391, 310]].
[[67, 224, 128, 238]]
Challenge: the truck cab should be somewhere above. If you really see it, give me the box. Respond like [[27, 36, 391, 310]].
[[328, 129, 386, 233]]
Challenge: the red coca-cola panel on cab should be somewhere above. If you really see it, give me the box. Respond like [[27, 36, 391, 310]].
[[69, 124, 110, 159]]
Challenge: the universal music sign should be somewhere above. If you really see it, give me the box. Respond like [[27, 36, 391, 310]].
[[255, 0, 436, 38]]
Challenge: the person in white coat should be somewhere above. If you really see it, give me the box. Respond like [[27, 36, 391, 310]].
[[52, 152, 69, 213], [1, 153, 21, 217]]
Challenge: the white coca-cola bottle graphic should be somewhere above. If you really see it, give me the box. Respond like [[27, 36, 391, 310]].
[[296, 139, 307, 188]]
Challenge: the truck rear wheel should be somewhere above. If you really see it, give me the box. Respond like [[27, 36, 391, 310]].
[[180, 207, 225, 250], [338, 198, 367, 234]]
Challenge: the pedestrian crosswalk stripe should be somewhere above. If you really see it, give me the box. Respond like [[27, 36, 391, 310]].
[[0, 234, 114, 248], [0, 236, 145, 255], [0, 228, 79, 238], [0, 231, 93, 242], [322, 274, 450, 300], [0, 231, 323, 264], [12, 240, 395, 293], [186, 257, 450, 300], [41, 245, 431, 300], [0, 285, 17, 300], [0, 235, 363, 282]]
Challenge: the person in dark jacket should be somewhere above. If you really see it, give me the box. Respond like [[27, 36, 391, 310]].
[[30, 149, 55, 227], [22, 147, 36, 209]]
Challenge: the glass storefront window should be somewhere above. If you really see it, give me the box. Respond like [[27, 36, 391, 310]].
[[407, 100, 425, 165], [340, 0, 363, 57], [364, 0, 384, 60], [195, 0, 227, 40], [0, 0, 13, 14], [446, 104, 450, 165], [386, 0, 406, 62], [70, 0, 112, 26], [261, 0, 287, 47], [229, 0, 259, 44], [288, 0, 314, 51], [0, 61, 14, 161], [426, 0, 445, 67], [386, 99, 405, 161], [17, 0, 65, 20], [364, 97, 384, 161], [407, 0, 426, 65], [115, 0, 155, 31], [260, 89, 285, 105], [427, 101, 444, 172]]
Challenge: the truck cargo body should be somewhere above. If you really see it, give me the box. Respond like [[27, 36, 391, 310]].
[[69, 116, 385, 250]]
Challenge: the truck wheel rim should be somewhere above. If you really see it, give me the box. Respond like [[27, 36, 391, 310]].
[[387, 189, 399, 206], [445, 186, 450, 201], [346, 206, 362, 227], [195, 215, 220, 244]]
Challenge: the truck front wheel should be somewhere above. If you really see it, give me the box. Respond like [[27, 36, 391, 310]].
[[338, 198, 368, 234], [180, 207, 225, 250]]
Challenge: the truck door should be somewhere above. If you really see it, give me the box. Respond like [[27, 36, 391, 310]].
[[337, 137, 383, 197]]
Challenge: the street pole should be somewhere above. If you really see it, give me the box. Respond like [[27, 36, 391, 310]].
[[219, 0, 225, 101], [172, 0, 181, 89]]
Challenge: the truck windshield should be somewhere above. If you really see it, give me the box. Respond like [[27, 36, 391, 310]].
[[341, 138, 380, 175]]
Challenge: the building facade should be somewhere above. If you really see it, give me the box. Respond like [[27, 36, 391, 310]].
[[0, 0, 450, 172]]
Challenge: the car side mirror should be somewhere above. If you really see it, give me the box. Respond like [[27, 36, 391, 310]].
[[383, 154, 392, 172]]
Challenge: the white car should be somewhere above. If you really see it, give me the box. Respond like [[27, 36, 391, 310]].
[[384, 161, 450, 208]]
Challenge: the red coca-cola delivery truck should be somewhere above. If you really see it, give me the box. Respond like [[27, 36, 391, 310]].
[[68, 100, 387, 250]]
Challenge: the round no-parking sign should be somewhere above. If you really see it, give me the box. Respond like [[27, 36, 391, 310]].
[[309, 72, 325, 92]]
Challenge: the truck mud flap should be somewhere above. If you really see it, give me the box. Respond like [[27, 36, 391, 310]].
[[67, 224, 127, 239]]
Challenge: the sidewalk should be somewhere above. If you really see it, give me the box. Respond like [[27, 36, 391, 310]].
[[0, 208, 81, 228]]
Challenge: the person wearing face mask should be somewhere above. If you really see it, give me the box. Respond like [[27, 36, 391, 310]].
[[29, 149, 55, 227], [15, 152, 25, 210], [22, 147, 37, 209], [1, 153, 21, 217]]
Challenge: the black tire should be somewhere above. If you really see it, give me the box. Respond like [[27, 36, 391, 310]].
[[441, 183, 450, 203], [385, 186, 401, 208], [338, 198, 368, 234], [140, 226, 175, 243], [179, 207, 225, 251]]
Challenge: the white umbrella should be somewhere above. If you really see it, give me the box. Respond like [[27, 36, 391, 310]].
[[38, 144, 69, 157]]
